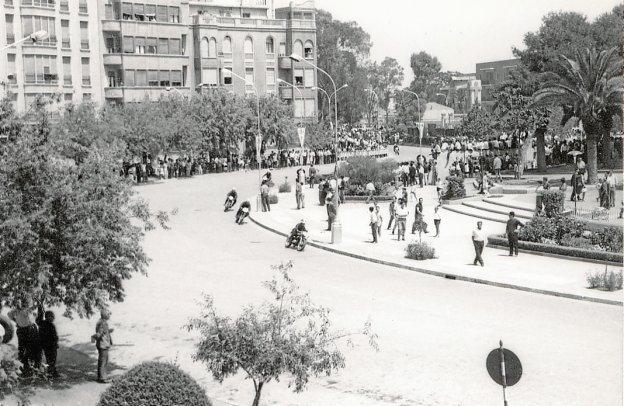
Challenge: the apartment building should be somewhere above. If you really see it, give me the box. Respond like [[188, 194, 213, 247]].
[[1, 0, 318, 117], [0, 0, 103, 112], [475, 58, 520, 110]]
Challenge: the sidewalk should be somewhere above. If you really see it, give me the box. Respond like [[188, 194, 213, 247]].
[[251, 184, 623, 306]]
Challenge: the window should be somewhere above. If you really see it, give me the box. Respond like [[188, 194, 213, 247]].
[[279, 42, 286, 56], [62, 56, 71, 85], [156, 5, 167, 22], [171, 71, 182, 87], [135, 37, 145, 54], [64, 93, 72, 102], [294, 69, 304, 86], [202, 68, 218, 86], [148, 70, 158, 86], [83, 93, 92, 101], [5, 0, 13, 5], [181, 34, 186, 55], [6, 54, 16, 84], [80, 21, 89, 50], [158, 38, 169, 55], [294, 99, 304, 118], [169, 6, 179, 23], [244, 37, 253, 58], [222, 68, 232, 85], [122, 2, 133, 20], [60, 0, 68, 12], [245, 67, 254, 84], [147, 37, 157, 54], [242, 12, 251, 18], [136, 70, 147, 86], [5, 15, 14, 43], [222, 36, 232, 54], [23, 0, 54, 8], [78, 0, 87, 13], [265, 37, 274, 54], [22, 16, 56, 46], [208, 38, 217, 58], [304, 69, 314, 87], [200, 37, 209, 58], [304, 99, 315, 117], [133, 3, 144, 20], [23, 55, 35, 83], [23, 54, 58, 84], [266, 68, 275, 85], [123, 36, 134, 53], [105, 35, 120, 53], [304, 40, 314, 59], [169, 38, 180, 55], [61, 19, 70, 48], [293, 40, 303, 58], [145, 4, 156, 21], [124, 70, 135, 86], [159, 71, 170, 87], [81, 57, 90, 85]]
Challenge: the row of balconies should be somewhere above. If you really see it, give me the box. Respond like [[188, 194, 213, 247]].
[[192, 14, 316, 30]]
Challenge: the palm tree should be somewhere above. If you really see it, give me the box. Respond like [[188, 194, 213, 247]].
[[532, 47, 623, 184]]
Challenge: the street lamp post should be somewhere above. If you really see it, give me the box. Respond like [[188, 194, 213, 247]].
[[278, 78, 306, 165], [400, 89, 422, 150], [290, 53, 342, 243], [0, 30, 48, 53], [222, 68, 263, 211], [313, 84, 347, 130]]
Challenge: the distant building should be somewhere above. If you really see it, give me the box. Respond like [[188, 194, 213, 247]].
[[475, 58, 520, 110], [438, 73, 482, 114], [0, 0, 318, 118]]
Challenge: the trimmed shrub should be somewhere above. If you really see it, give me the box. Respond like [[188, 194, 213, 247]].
[[518, 215, 558, 243], [98, 361, 212, 406], [560, 236, 601, 251], [590, 226, 623, 253], [405, 242, 436, 260], [586, 268, 623, 291], [538, 190, 564, 217], [278, 178, 292, 193], [443, 176, 466, 200]]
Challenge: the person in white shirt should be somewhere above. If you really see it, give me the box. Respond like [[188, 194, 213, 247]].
[[394, 199, 409, 241], [365, 181, 376, 204], [471, 221, 486, 266], [433, 205, 441, 237], [368, 206, 379, 243]]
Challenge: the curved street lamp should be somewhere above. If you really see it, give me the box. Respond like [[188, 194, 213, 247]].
[[277, 78, 305, 118], [289, 53, 342, 243], [0, 30, 48, 53]]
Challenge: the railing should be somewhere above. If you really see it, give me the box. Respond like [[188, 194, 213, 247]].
[[81, 40, 89, 50], [78, 3, 87, 13], [573, 207, 617, 222], [6, 34, 15, 44], [194, 15, 288, 29], [62, 39, 70, 48], [24, 73, 58, 84], [63, 75, 72, 85], [21, 0, 55, 8], [244, 52, 254, 61], [82, 77, 91, 86], [59, 0, 68, 11]]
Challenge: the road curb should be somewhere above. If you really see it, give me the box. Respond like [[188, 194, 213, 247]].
[[249, 214, 623, 307]]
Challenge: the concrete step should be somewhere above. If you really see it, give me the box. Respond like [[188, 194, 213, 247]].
[[441, 204, 508, 224], [462, 200, 533, 220], [482, 197, 535, 213]]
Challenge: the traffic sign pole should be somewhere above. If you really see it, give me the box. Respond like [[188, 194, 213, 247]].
[[500, 340, 508, 406]]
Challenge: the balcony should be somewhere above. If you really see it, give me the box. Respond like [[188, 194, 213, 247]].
[[193, 14, 287, 29], [279, 86, 292, 99], [288, 20, 316, 30], [103, 54, 122, 65], [278, 56, 292, 69], [201, 58, 220, 69], [81, 40, 90, 51], [102, 20, 121, 32], [104, 87, 123, 98]]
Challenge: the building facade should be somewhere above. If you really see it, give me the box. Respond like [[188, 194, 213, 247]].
[[1, 0, 317, 117], [438, 73, 482, 115], [475, 58, 520, 110]]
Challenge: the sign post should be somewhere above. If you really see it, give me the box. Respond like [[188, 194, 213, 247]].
[[297, 126, 306, 166], [255, 134, 262, 211], [486, 340, 522, 406]]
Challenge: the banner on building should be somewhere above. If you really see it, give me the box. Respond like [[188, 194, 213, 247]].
[[297, 127, 306, 149]]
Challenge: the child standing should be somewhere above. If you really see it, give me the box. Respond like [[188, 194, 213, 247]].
[[37, 304, 59, 378]]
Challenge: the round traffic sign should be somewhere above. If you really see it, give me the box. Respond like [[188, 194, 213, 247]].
[[486, 347, 522, 387]]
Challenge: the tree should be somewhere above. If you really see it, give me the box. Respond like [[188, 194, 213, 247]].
[[0, 112, 165, 318], [369, 57, 405, 125], [186, 262, 377, 406], [532, 48, 623, 184], [591, 5, 624, 57], [0, 96, 22, 144], [457, 107, 497, 140], [248, 95, 295, 151], [409, 52, 446, 100]]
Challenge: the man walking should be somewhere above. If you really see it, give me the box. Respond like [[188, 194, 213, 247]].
[[92, 309, 114, 383], [369, 206, 379, 243], [471, 221, 485, 266], [506, 211, 524, 256]]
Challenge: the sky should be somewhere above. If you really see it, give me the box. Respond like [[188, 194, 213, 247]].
[[275, 0, 620, 84]]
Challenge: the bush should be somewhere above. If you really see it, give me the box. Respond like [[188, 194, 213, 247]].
[[98, 361, 212, 406], [560, 236, 601, 251], [590, 226, 623, 253], [518, 215, 558, 243], [586, 268, 623, 291], [278, 178, 291, 193], [538, 190, 564, 217], [0, 345, 22, 400], [405, 242, 436, 260], [443, 176, 466, 200], [337, 156, 396, 186]]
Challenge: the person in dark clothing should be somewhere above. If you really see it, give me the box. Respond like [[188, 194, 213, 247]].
[[505, 211, 524, 256], [36, 305, 59, 377]]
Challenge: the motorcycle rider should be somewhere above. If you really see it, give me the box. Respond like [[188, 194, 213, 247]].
[[236, 200, 252, 223], [287, 219, 308, 247], [224, 188, 238, 209]]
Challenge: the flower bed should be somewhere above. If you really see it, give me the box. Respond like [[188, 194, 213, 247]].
[[487, 235, 623, 265]]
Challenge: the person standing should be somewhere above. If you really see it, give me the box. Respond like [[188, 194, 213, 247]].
[[433, 205, 441, 237], [308, 164, 317, 189], [8, 298, 41, 377], [387, 198, 396, 231], [506, 211, 524, 256], [36, 304, 59, 378], [472, 221, 486, 266], [375, 205, 383, 240], [295, 181, 305, 210], [493, 155, 502, 182], [92, 309, 114, 383], [365, 181, 376, 204], [260, 181, 271, 212], [326, 193, 336, 231], [368, 206, 379, 243], [412, 198, 428, 236], [606, 171, 616, 208], [395, 199, 409, 241]]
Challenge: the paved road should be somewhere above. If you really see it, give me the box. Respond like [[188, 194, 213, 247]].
[[12, 146, 622, 406]]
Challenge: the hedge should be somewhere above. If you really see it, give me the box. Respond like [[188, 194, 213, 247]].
[[487, 235, 624, 265]]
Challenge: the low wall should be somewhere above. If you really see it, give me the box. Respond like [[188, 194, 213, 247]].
[[344, 195, 393, 202], [487, 235, 623, 266]]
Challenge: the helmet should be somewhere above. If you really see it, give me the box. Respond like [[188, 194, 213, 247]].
[[231, 188, 236, 192]]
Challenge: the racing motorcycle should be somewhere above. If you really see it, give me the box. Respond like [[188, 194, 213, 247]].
[[235, 206, 250, 225], [285, 231, 308, 252], [224, 195, 235, 212]]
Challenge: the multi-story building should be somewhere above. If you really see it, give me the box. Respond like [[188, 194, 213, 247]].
[[437, 73, 482, 115], [1, 0, 318, 118], [475, 58, 520, 110]]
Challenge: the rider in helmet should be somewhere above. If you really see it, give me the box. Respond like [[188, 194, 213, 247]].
[[236, 200, 252, 223], [225, 188, 238, 206], [287, 219, 308, 246]]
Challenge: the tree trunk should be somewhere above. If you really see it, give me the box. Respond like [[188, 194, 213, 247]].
[[252, 382, 264, 406], [586, 136, 598, 184], [600, 132, 613, 168], [536, 127, 547, 172]]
